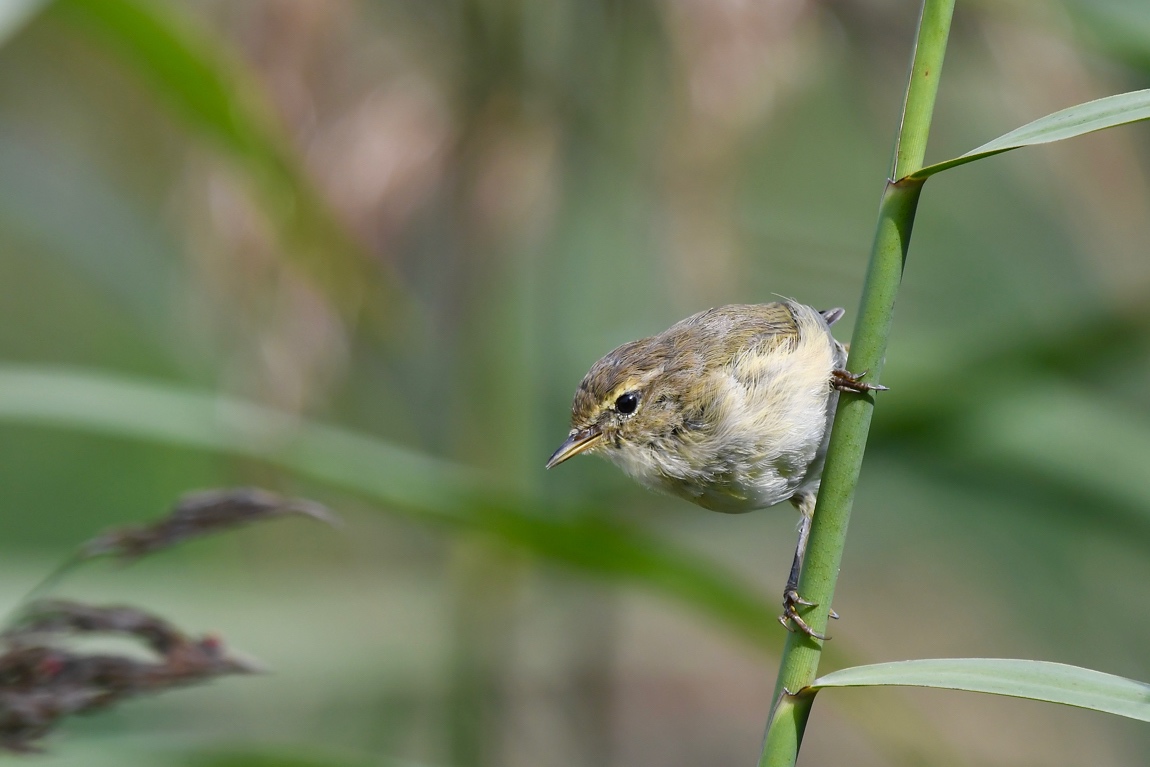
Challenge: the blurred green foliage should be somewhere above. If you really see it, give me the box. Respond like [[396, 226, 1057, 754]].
[[0, 0, 1149, 765]]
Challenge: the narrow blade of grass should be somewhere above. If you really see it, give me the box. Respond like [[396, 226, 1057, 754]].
[[911, 89, 1150, 179], [0, 365, 783, 653], [0, 367, 969, 763], [813, 658, 1150, 721], [49, 0, 393, 315]]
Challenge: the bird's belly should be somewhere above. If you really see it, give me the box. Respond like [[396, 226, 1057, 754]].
[[660, 376, 840, 513], [712, 460, 806, 512], [648, 450, 810, 514]]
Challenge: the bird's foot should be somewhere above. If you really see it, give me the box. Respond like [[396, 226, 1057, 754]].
[[832, 369, 889, 393], [778, 588, 830, 640]]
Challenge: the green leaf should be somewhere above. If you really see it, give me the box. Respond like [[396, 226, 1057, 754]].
[[910, 89, 1150, 179], [0, 368, 967, 763], [47, 0, 394, 315], [0, 365, 783, 653], [813, 658, 1150, 721]]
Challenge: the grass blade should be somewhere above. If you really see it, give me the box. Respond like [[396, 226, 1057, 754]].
[[813, 658, 1150, 721], [49, 0, 392, 314], [911, 89, 1150, 179], [0, 366, 971, 763], [0, 365, 784, 652]]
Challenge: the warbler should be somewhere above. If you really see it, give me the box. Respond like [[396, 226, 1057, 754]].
[[546, 301, 885, 638]]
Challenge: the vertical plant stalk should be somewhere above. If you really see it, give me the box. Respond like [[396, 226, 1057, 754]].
[[758, 1, 955, 765]]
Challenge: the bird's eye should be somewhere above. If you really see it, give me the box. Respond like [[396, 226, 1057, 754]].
[[614, 392, 639, 415]]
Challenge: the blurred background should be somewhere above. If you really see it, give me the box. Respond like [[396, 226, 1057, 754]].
[[0, 0, 1149, 765]]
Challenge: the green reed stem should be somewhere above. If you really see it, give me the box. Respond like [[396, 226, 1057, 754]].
[[757, 1, 954, 764]]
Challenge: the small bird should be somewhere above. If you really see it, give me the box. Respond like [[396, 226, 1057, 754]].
[[546, 301, 886, 638]]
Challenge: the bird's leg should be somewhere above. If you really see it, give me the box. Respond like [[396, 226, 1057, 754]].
[[779, 493, 835, 640], [832, 369, 889, 394]]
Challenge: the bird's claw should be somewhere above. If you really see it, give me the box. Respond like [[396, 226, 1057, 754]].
[[784, 588, 816, 607], [832, 369, 889, 394], [779, 589, 828, 640]]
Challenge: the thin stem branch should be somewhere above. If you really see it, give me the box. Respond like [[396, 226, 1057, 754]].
[[894, 1, 956, 179], [757, 1, 955, 765]]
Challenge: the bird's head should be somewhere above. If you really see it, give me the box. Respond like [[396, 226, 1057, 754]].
[[546, 338, 696, 470]]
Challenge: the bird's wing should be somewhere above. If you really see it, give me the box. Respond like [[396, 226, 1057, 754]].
[[663, 303, 800, 435], [729, 303, 801, 362], [671, 303, 799, 361]]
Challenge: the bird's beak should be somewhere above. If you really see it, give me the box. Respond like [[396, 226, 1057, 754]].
[[545, 427, 602, 469]]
